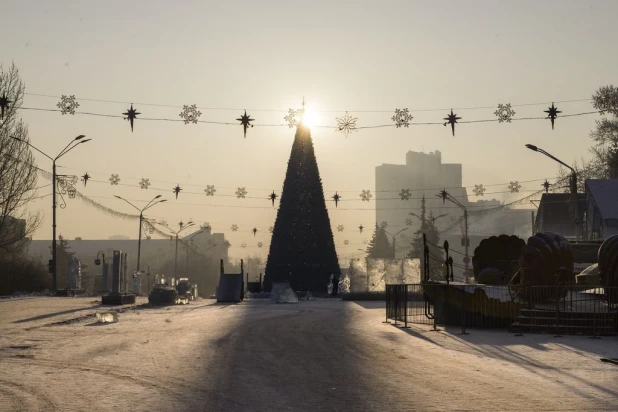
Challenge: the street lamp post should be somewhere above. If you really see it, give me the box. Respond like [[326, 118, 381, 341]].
[[525, 144, 577, 194], [383, 228, 409, 258], [12, 135, 90, 291], [158, 220, 195, 277], [114, 195, 167, 273], [437, 189, 470, 282], [186, 230, 204, 276]]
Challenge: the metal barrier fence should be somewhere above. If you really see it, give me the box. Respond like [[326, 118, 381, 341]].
[[386, 283, 618, 335]]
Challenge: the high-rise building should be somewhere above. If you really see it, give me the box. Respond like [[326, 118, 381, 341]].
[[375, 150, 468, 252]]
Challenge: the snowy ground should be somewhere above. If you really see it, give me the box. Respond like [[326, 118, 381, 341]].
[[0, 296, 617, 411]]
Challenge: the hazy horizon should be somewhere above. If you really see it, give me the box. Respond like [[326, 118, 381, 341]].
[[3, 0, 617, 260]]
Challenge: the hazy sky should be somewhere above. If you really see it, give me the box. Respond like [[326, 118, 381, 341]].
[[2, 0, 617, 260]]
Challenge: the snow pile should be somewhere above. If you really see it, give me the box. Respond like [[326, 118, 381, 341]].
[[95, 311, 119, 323], [271, 282, 298, 303]]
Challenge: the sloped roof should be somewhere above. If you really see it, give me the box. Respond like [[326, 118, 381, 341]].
[[537, 193, 586, 224], [586, 179, 618, 222]]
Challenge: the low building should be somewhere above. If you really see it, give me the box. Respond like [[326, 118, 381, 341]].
[[535, 193, 586, 240], [583, 179, 618, 241]]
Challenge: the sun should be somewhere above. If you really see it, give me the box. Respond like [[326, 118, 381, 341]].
[[300, 106, 318, 128]]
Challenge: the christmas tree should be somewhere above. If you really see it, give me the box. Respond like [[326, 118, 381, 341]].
[[366, 224, 392, 258], [264, 123, 340, 292]]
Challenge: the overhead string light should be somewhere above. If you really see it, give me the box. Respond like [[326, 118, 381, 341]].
[[20, 92, 598, 134]]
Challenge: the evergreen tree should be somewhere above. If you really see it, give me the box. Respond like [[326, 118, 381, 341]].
[[264, 123, 340, 292], [366, 224, 392, 258]]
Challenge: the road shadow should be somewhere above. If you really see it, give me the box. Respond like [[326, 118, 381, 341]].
[[13, 304, 103, 323], [197, 301, 382, 411]]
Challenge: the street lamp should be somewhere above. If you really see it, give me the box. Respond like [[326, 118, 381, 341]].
[[12, 135, 90, 291], [525, 144, 577, 194], [186, 230, 204, 276], [114, 195, 167, 273], [437, 189, 470, 282], [158, 220, 195, 277], [383, 228, 409, 258]]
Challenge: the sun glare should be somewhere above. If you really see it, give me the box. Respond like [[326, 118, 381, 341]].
[[301, 106, 318, 128]]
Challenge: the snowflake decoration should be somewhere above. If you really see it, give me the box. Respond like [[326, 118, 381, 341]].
[[236, 187, 247, 199], [392, 108, 413, 128], [380, 221, 388, 229], [284, 108, 301, 128], [268, 226, 274, 233], [399, 189, 411, 201], [363, 239, 368, 245], [494, 103, 515, 123], [359, 189, 372, 202], [57, 95, 80, 115], [473, 184, 486, 196], [508, 181, 521, 193], [405, 218, 413, 226], [179, 104, 201, 124], [336, 112, 358, 137], [204, 185, 216, 196], [241, 243, 247, 248], [258, 242, 263, 248], [231, 224, 239, 232], [109, 174, 120, 185], [159, 219, 168, 228], [139, 178, 150, 190], [344, 240, 350, 246], [337, 225, 344, 232]]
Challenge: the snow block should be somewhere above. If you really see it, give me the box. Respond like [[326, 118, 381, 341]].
[[95, 312, 118, 323], [271, 282, 298, 303]]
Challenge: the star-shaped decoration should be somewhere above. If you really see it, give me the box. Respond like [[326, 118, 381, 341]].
[[109, 174, 120, 185], [139, 178, 151, 190], [173, 184, 182, 199], [236, 110, 254, 138], [252, 227, 258, 236], [344, 240, 350, 246], [257, 242, 263, 248], [0, 92, 12, 119], [336, 112, 358, 137], [494, 103, 515, 123], [392, 108, 413, 128], [179, 104, 202, 124], [332, 192, 341, 208], [231, 224, 239, 232], [473, 184, 486, 197], [542, 179, 551, 193], [269, 191, 278, 206], [438, 189, 448, 204], [268, 226, 274, 233], [81, 172, 90, 187], [236, 187, 248, 199], [405, 218, 413, 226], [380, 221, 388, 229], [443, 109, 461, 136], [123, 104, 141, 132], [204, 185, 216, 196], [178, 221, 185, 229], [358, 224, 364, 234], [337, 225, 344, 232], [508, 181, 522, 193], [399, 189, 411, 201], [544, 102, 561, 130], [57, 95, 80, 115], [360, 189, 372, 202]]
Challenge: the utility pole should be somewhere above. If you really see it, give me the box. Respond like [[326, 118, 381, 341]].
[[531, 210, 535, 236], [437, 189, 470, 282], [158, 220, 195, 277]]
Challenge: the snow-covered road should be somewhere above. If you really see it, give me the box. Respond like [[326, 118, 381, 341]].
[[0, 297, 616, 411]]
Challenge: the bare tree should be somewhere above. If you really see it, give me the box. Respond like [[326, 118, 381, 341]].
[[0, 63, 41, 257]]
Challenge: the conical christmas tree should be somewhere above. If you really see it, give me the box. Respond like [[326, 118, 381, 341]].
[[264, 123, 340, 292]]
